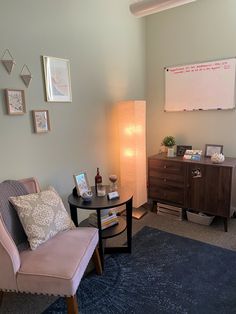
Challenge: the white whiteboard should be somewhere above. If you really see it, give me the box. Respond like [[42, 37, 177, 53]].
[[165, 58, 236, 111]]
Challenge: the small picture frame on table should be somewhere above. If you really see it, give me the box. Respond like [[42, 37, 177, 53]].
[[177, 145, 192, 156], [73, 172, 91, 196], [5, 89, 26, 115], [205, 144, 223, 157], [32, 110, 50, 133]]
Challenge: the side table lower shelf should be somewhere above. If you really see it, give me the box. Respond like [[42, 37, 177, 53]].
[[68, 188, 133, 270], [79, 216, 131, 261], [79, 216, 127, 239]]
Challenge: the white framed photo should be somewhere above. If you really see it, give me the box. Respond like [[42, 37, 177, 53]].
[[73, 172, 91, 196], [43, 56, 72, 102]]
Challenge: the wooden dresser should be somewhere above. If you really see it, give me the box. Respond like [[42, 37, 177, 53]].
[[148, 153, 236, 231]]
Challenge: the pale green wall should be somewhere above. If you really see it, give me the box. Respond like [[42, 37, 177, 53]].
[[146, 0, 236, 157], [3, 0, 235, 210], [0, 1, 145, 206]]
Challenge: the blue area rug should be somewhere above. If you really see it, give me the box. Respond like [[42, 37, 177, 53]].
[[43, 226, 236, 313]]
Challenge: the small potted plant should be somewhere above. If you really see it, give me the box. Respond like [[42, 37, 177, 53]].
[[162, 136, 176, 157]]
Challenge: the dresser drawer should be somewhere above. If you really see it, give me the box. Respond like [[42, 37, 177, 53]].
[[149, 159, 184, 175], [149, 185, 184, 206], [149, 175, 184, 188]]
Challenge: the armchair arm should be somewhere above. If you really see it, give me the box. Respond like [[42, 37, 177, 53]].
[[0, 215, 20, 291]]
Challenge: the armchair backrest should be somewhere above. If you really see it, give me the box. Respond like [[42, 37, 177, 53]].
[[18, 177, 40, 194], [0, 177, 40, 292]]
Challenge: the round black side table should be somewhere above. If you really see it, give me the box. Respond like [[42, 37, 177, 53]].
[[68, 185, 133, 269]]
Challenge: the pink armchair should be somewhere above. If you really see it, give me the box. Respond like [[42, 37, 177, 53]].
[[0, 177, 102, 314]]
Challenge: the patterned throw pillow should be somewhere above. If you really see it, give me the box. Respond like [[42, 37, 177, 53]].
[[9, 187, 75, 250]]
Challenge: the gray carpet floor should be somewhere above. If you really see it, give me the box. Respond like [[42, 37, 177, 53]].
[[2, 211, 236, 314]]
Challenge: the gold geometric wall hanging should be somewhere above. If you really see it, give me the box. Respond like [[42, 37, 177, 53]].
[[1, 49, 16, 74], [20, 64, 32, 87]]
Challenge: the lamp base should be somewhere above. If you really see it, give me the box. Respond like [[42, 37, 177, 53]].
[[132, 207, 148, 220]]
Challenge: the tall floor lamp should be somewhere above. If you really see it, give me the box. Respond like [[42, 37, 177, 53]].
[[117, 100, 147, 219]]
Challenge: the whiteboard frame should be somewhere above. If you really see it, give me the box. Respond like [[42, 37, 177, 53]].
[[164, 57, 236, 112]]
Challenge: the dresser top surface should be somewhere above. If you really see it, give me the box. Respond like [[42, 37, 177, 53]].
[[149, 153, 236, 168]]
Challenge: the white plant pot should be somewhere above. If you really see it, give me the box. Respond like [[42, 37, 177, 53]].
[[167, 147, 174, 157]]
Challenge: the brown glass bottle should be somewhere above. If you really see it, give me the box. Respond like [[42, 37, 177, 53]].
[[95, 167, 102, 193]]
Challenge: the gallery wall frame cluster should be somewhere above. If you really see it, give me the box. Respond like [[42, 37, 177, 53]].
[[1, 49, 72, 134]]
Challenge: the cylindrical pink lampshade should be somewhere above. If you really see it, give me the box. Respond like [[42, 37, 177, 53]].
[[117, 100, 147, 208]]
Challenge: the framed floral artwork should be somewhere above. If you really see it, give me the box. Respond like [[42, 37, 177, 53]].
[[32, 110, 50, 133], [42, 56, 72, 102], [5, 89, 26, 115]]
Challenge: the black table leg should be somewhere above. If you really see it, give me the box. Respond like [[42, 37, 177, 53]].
[[96, 209, 104, 270], [70, 204, 78, 227], [126, 197, 133, 253], [223, 218, 228, 232], [152, 200, 157, 212]]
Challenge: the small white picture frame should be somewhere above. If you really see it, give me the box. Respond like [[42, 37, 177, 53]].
[[73, 172, 91, 196]]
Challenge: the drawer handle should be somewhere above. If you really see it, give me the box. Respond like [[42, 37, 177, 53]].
[[164, 165, 167, 169], [163, 178, 167, 182]]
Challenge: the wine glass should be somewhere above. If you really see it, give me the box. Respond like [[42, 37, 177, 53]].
[[109, 174, 118, 191]]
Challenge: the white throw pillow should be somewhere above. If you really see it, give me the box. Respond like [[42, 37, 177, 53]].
[[9, 186, 75, 250]]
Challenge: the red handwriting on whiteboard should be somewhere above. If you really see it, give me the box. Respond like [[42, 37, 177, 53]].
[[168, 60, 231, 75]]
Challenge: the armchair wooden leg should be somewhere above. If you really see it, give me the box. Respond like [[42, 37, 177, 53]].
[[92, 247, 103, 275], [0, 291, 3, 308], [66, 295, 78, 314]]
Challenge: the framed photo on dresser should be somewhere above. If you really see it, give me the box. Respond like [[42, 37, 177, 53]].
[[176, 145, 192, 156], [205, 144, 223, 157]]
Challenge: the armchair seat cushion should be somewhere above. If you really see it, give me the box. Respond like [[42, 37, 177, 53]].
[[17, 227, 98, 296]]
